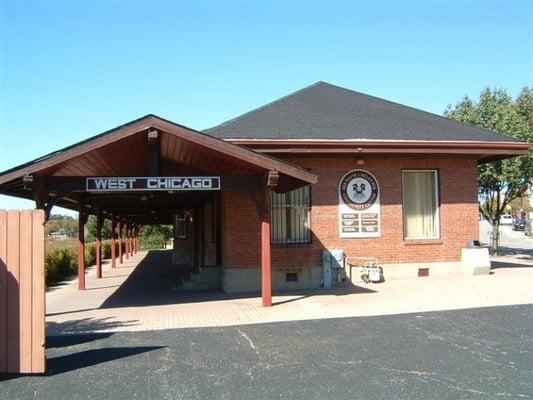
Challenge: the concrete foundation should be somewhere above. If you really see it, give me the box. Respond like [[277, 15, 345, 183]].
[[222, 257, 491, 293], [461, 248, 491, 275], [222, 266, 323, 293]]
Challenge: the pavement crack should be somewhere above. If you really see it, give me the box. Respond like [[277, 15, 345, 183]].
[[238, 328, 259, 354]]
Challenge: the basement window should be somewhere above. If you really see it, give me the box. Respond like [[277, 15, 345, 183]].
[[286, 273, 298, 282]]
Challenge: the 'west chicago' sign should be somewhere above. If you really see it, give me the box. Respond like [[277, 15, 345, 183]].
[[86, 177, 220, 192]]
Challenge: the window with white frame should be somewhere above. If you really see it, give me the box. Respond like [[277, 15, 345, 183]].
[[270, 186, 311, 244], [402, 170, 439, 239], [175, 212, 187, 239]]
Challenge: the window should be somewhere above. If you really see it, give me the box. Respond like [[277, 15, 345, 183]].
[[402, 170, 439, 239], [270, 186, 311, 244], [175, 212, 187, 239]]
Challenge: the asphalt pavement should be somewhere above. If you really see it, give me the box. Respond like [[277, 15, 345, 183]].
[[2, 304, 532, 400]]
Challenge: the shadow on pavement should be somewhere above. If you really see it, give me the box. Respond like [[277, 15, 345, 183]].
[[99, 250, 377, 309], [45, 346, 166, 376], [491, 260, 533, 269], [0, 346, 165, 381], [46, 333, 115, 348], [46, 316, 140, 336]]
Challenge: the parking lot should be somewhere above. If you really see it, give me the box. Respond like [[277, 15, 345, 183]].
[[2, 304, 532, 400]]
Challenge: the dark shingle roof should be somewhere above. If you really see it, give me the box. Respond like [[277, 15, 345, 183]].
[[204, 82, 521, 142]]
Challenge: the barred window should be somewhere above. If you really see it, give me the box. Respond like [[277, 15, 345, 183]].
[[270, 186, 311, 244]]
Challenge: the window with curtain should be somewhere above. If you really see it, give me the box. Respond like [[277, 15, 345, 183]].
[[402, 170, 439, 239], [270, 186, 311, 244]]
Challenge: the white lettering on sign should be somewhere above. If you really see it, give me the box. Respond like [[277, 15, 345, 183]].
[[86, 177, 220, 192]]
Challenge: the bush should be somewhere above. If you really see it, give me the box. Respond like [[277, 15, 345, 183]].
[[140, 232, 166, 250], [45, 246, 77, 285], [44, 239, 117, 285]]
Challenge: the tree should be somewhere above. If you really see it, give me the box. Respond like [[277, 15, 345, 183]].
[[139, 225, 173, 249], [445, 87, 533, 253], [85, 215, 112, 242], [45, 214, 78, 238]]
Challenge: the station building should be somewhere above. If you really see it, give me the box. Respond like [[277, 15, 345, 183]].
[[0, 82, 529, 301]]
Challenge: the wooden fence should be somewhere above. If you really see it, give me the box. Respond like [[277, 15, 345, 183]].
[[0, 210, 45, 374]]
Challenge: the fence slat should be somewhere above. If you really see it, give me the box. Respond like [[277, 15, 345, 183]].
[[19, 210, 33, 373], [31, 210, 45, 373], [6, 210, 20, 373], [0, 211, 7, 372]]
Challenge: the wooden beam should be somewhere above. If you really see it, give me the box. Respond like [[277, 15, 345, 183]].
[[261, 188, 272, 307], [148, 130, 160, 176], [267, 170, 279, 189]]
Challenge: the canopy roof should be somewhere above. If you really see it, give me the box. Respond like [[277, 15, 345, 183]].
[[0, 115, 317, 223]]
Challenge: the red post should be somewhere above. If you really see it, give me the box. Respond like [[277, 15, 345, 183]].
[[118, 221, 123, 264], [125, 223, 130, 260], [261, 189, 272, 307], [111, 219, 116, 268], [96, 211, 103, 279], [78, 206, 86, 290]]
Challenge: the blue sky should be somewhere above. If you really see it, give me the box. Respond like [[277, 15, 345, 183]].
[[0, 0, 532, 212]]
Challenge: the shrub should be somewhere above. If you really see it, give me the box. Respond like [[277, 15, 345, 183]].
[[140, 232, 166, 250], [44, 239, 116, 285], [45, 245, 77, 285]]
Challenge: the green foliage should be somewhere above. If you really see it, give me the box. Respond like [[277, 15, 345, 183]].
[[86, 216, 112, 242], [44, 246, 77, 285], [139, 224, 172, 249], [45, 214, 78, 238], [44, 239, 116, 285], [445, 87, 533, 253]]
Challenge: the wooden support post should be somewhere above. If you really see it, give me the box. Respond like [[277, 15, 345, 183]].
[[261, 188, 272, 307], [96, 210, 103, 279], [111, 219, 117, 268], [78, 206, 87, 290], [125, 223, 130, 260], [134, 227, 138, 253], [118, 221, 124, 264], [130, 226, 133, 255]]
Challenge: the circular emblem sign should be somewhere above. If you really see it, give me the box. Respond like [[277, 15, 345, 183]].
[[339, 170, 379, 211]]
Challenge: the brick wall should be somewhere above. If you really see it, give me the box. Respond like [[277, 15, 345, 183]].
[[221, 156, 479, 270]]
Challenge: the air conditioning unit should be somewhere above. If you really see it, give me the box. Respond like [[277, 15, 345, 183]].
[[322, 249, 345, 288]]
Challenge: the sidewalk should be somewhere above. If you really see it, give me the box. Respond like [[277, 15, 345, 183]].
[[46, 250, 533, 335]]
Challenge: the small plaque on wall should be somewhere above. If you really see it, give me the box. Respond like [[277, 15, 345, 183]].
[[338, 169, 381, 238]]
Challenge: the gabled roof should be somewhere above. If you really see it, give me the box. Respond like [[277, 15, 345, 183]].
[[0, 115, 317, 222], [205, 81, 524, 143], [0, 115, 316, 187]]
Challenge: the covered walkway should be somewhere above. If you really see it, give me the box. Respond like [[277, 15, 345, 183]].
[[46, 250, 533, 336]]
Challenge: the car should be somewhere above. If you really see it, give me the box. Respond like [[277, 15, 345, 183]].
[[499, 215, 513, 225], [512, 218, 527, 231], [525, 219, 533, 236]]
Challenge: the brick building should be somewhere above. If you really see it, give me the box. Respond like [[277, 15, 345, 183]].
[[202, 82, 528, 291], [0, 82, 529, 301]]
